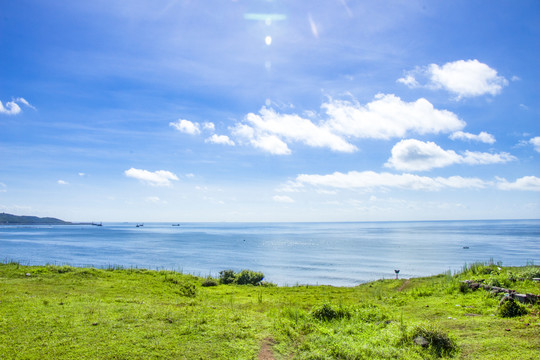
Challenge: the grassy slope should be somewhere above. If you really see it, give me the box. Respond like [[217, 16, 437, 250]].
[[0, 263, 538, 359]]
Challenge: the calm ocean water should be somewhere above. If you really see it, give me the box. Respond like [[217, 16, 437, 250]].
[[1, 220, 538, 286]]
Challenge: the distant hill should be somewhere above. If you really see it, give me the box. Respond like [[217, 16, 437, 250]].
[[0, 213, 72, 225]]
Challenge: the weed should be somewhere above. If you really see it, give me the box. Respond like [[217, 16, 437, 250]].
[[201, 279, 218, 287], [404, 323, 459, 358], [498, 299, 528, 318], [311, 303, 351, 321]]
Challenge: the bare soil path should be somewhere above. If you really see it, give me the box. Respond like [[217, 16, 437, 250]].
[[258, 338, 276, 360]]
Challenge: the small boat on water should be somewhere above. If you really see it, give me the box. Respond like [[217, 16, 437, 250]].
[[463, 246, 469, 249], [136, 223, 144, 228], [172, 224, 181, 227]]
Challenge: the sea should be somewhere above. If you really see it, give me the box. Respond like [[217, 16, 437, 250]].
[[1, 220, 538, 286]]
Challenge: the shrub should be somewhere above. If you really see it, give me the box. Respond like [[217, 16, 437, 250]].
[[202, 279, 218, 287], [406, 324, 459, 358], [459, 282, 470, 293], [498, 299, 528, 318], [219, 269, 237, 284], [218, 269, 265, 285], [311, 303, 351, 321], [176, 282, 197, 297], [235, 270, 264, 285]]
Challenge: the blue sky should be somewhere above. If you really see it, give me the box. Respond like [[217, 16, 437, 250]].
[[1, 0, 539, 222]]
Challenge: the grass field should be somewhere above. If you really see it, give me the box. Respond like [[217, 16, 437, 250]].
[[1, 262, 539, 359]]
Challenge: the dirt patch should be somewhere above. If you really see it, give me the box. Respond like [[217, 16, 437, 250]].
[[398, 279, 411, 292], [258, 337, 276, 360]]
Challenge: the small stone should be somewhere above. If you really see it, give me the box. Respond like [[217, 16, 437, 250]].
[[25, 273, 31, 277], [92, 322, 98, 326], [505, 328, 510, 331], [413, 336, 429, 347]]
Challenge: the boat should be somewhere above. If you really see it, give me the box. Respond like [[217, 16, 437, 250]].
[[172, 224, 181, 226], [463, 246, 469, 249], [136, 223, 144, 228]]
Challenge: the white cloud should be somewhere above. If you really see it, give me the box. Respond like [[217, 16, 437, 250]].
[[205, 134, 235, 146], [145, 196, 167, 204], [497, 176, 540, 191], [529, 137, 540, 153], [385, 139, 461, 171], [253, 134, 291, 155], [203, 122, 215, 131], [233, 107, 356, 154], [15, 97, 36, 110], [0, 100, 21, 115], [460, 151, 515, 165], [0, 97, 35, 115], [78, 172, 86, 177], [275, 180, 304, 193], [385, 139, 515, 171], [295, 170, 487, 191], [273, 195, 295, 203], [449, 131, 495, 144], [169, 119, 201, 135], [399, 60, 508, 99], [396, 74, 419, 88], [322, 94, 465, 139], [57, 180, 69, 185], [308, 13, 319, 39], [124, 168, 179, 187]]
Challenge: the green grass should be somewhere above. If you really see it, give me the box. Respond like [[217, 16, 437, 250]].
[[1, 262, 539, 359]]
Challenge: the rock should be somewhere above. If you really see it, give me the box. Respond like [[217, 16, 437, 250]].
[[470, 282, 480, 290], [25, 273, 31, 277], [413, 336, 429, 347], [525, 294, 539, 304], [513, 294, 528, 303], [532, 278, 540, 282]]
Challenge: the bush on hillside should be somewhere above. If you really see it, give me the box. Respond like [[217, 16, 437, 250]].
[[405, 324, 459, 358], [498, 299, 528, 318], [218, 269, 237, 284], [218, 269, 265, 285], [202, 278, 218, 287], [236, 270, 264, 285], [311, 303, 351, 321]]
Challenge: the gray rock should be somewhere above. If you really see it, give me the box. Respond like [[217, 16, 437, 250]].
[[525, 294, 539, 304], [413, 336, 429, 347]]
